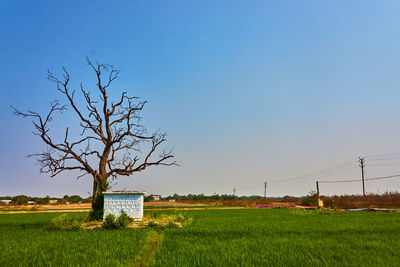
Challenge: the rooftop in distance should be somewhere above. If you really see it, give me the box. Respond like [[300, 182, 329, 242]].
[[103, 191, 146, 195]]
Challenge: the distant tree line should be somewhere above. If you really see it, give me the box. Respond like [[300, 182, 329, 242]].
[[144, 193, 270, 202], [4, 192, 398, 209], [0, 195, 92, 205]]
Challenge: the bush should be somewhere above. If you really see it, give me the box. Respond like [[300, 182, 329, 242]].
[[116, 210, 132, 228], [103, 210, 132, 229], [172, 213, 193, 225], [147, 213, 193, 229], [148, 221, 159, 228], [302, 191, 319, 206], [16, 195, 29, 205], [166, 221, 179, 228], [103, 214, 118, 229], [48, 214, 83, 231], [149, 212, 159, 219]]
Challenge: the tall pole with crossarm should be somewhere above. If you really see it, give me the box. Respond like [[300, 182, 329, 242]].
[[359, 157, 366, 196]]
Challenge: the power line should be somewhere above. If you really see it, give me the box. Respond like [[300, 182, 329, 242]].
[[319, 178, 361, 184], [365, 174, 400, 181], [236, 155, 400, 194], [317, 167, 358, 179], [365, 152, 400, 159], [367, 156, 400, 162], [269, 159, 357, 184], [369, 163, 400, 167], [318, 174, 400, 184], [271, 166, 358, 187]]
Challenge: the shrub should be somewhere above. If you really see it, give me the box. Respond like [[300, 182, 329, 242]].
[[103, 210, 132, 229], [16, 195, 29, 205], [149, 212, 159, 219], [147, 213, 193, 229], [116, 210, 132, 228], [166, 221, 179, 228], [48, 214, 82, 231], [172, 213, 193, 225], [148, 221, 159, 228], [103, 214, 118, 229], [301, 191, 318, 206]]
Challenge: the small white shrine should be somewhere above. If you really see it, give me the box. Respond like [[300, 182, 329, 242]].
[[103, 191, 146, 221]]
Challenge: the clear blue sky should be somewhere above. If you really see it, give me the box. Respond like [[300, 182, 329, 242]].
[[2, 1, 400, 197]]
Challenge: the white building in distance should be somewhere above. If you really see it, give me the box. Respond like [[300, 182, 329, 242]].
[[1, 200, 11, 205]]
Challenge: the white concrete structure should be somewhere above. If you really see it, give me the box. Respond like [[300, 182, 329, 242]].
[[0, 200, 11, 205], [103, 191, 146, 221]]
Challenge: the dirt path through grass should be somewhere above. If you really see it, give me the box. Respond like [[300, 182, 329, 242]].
[[133, 230, 164, 267]]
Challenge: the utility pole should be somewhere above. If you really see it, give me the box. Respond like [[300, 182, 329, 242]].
[[316, 181, 320, 209], [359, 157, 366, 196], [233, 188, 236, 196], [264, 182, 267, 199]]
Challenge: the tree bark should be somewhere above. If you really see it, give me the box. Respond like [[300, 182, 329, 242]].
[[91, 175, 108, 220]]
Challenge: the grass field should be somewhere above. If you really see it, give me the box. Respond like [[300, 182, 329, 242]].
[[1, 209, 400, 266]]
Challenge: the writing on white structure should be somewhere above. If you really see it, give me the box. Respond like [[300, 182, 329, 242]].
[[103, 194, 144, 220]]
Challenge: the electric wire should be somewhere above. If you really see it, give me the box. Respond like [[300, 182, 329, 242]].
[[369, 163, 400, 167], [271, 166, 358, 187], [236, 154, 400, 194], [365, 152, 400, 158], [268, 159, 357, 184], [318, 174, 400, 184]]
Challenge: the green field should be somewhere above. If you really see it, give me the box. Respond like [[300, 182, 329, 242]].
[[1, 209, 400, 266]]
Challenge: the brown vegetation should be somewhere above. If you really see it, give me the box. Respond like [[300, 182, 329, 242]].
[[321, 192, 400, 209]]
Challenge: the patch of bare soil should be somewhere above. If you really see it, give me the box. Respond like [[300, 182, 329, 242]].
[[0, 209, 90, 214], [0, 203, 91, 214], [0, 203, 91, 210]]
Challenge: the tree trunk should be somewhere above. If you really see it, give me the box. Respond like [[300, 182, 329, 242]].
[[90, 177, 108, 221]]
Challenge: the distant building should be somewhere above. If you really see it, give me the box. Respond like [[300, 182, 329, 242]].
[[168, 199, 176, 202], [1, 200, 11, 205], [27, 201, 36, 205], [153, 195, 161, 201], [103, 191, 146, 221], [49, 200, 57, 204]]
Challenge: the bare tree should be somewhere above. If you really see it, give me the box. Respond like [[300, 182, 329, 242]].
[[13, 58, 176, 219]]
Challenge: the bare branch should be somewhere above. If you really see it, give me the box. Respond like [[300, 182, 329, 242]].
[[14, 58, 176, 209]]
